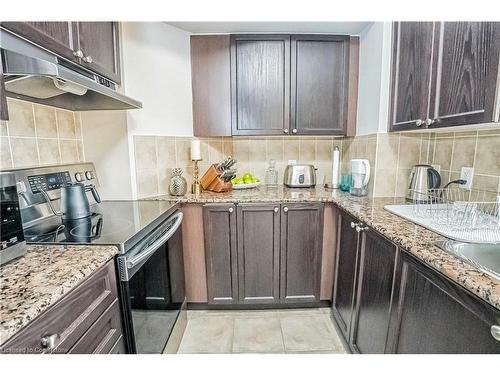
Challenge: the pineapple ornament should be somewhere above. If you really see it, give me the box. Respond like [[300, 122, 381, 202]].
[[169, 168, 188, 196]]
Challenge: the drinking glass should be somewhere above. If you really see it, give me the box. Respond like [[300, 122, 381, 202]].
[[340, 174, 352, 192]]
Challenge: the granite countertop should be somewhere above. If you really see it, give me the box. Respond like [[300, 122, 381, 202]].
[[0, 245, 118, 346], [150, 187, 500, 311]]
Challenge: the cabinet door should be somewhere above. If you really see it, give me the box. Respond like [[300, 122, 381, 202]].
[[191, 35, 232, 137], [1, 22, 78, 62], [291, 35, 350, 135], [231, 35, 290, 135], [429, 22, 500, 127], [350, 229, 398, 354], [76, 22, 121, 84], [280, 203, 323, 303], [203, 204, 238, 304], [332, 210, 361, 339], [387, 252, 500, 354], [389, 22, 435, 131], [236, 204, 280, 304]]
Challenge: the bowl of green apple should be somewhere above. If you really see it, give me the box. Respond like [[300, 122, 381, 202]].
[[231, 172, 261, 189]]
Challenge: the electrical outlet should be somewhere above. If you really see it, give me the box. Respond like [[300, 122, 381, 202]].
[[460, 167, 474, 190], [431, 164, 441, 174]]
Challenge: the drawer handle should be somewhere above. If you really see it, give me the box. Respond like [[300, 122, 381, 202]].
[[41, 333, 60, 350], [492, 325, 500, 341]]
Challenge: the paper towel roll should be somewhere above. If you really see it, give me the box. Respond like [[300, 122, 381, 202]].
[[332, 146, 340, 188]]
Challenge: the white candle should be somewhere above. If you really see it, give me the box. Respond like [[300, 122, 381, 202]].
[[190, 139, 201, 160]]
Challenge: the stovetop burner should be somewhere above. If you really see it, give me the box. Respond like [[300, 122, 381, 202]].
[[24, 200, 179, 253]]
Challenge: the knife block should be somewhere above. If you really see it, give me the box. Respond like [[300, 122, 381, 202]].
[[200, 164, 233, 193]]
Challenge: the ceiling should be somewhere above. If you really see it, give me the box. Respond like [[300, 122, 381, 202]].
[[167, 22, 372, 35]]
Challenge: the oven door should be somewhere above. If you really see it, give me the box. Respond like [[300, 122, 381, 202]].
[[116, 211, 185, 354]]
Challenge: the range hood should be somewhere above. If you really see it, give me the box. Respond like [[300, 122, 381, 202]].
[[0, 29, 142, 111]]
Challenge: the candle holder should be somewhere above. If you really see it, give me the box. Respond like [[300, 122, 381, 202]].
[[191, 159, 202, 195]]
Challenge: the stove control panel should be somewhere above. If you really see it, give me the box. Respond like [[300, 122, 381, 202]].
[[27, 171, 71, 193]]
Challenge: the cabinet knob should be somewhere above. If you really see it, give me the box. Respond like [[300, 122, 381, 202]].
[[424, 118, 436, 126], [415, 119, 424, 127], [274, 207, 279, 213], [292, 129, 297, 134], [355, 225, 368, 233], [40, 333, 60, 350], [82, 55, 93, 63], [350, 221, 357, 228], [284, 129, 289, 134], [228, 207, 234, 213], [73, 50, 84, 58], [283, 207, 289, 212], [492, 325, 500, 341]]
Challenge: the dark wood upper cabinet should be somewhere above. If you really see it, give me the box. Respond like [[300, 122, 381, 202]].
[[350, 228, 398, 354], [291, 35, 350, 135], [280, 203, 323, 303], [203, 204, 238, 304], [1, 22, 78, 63], [390, 21, 500, 131], [386, 252, 500, 354], [231, 34, 291, 136], [1, 22, 121, 84], [332, 210, 361, 339], [236, 204, 280, 304], [190, 35, 232, 137], [429, 22, 500, 128], [75, 22, 121, 84], [389, 22, 435, 131]]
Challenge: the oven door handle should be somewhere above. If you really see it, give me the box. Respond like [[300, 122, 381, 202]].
[[126, 211, 183, 269]]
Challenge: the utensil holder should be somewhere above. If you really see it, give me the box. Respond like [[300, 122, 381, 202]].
[[200, 164, 233, 193]]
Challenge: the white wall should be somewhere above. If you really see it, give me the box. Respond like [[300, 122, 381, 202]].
[[121, 22, 193, 137], [356, 22, 392, 135]]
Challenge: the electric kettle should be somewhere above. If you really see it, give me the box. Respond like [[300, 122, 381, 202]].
[[40, 182, 101, 220], [406, 164, 441, 202]]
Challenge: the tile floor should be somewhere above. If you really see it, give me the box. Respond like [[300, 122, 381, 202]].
[[177, 308, 347, 354]]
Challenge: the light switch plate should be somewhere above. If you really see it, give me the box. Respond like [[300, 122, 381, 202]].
[[460, 167, 474, 190]]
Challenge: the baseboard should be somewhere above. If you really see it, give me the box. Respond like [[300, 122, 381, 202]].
[[187, 300, 332, 310]]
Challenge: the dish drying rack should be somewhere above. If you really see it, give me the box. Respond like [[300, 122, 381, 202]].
[[404, 188, 500, 244]]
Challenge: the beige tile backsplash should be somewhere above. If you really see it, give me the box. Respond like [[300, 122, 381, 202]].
[[134, 129, 500, 199], [0, 98, 85, 170]]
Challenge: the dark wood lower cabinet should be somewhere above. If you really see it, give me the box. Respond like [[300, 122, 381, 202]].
[[386, 252, 500, 354], [332, 210, 361, 339], [330, 209, 500, 354], [350, 228, 398, 354], [237, 204, 280, 304], [203, 204, 238, 304], [280, 203, 323, 303], [0, 261, 124, 354], [68, 299, 123, 354], [203, 202, 323, 306]]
